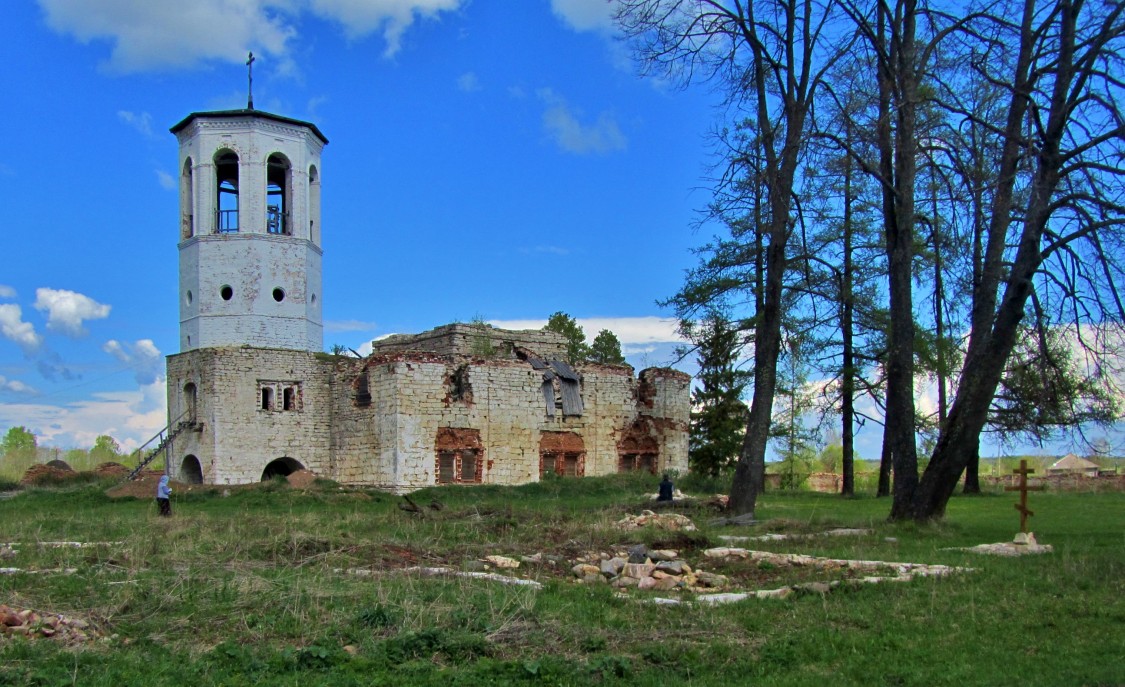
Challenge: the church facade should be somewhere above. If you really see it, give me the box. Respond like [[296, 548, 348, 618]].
[[163, 107, 690, 492]]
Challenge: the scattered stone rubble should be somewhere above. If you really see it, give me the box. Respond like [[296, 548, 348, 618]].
[[0, 605, 103, 644], [570, 544, 728, 592], [615, 510, 697, 532]]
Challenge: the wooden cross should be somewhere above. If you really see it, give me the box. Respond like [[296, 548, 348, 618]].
[[246, 52, 255, 110], [1005, 459, 1045, 533]]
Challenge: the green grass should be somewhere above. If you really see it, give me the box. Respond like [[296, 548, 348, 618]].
[[1, 474, 1122, 686]]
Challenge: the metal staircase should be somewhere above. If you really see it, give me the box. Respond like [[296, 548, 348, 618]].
[[124, 411, 195, 482]]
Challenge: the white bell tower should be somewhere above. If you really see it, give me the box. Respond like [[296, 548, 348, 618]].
[[171, 108, 327, 352]]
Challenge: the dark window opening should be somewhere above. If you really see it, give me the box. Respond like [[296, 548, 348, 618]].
[[221, 285, 233, 301], [261, 387, 273, 411], [273, 287, 285, 302], [354, 370, 371, 407], [215, 151, 239, 233], [267, 153, 291, 235], [283, 387, 295, 411]]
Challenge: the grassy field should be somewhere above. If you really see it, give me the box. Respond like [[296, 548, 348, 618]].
[[0, 473, 1122, 686]]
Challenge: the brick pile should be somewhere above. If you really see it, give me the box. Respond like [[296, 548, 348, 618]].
[[0, 605, 102, 644], [19, 465, 79, 486], [94, 462, 130, 478]]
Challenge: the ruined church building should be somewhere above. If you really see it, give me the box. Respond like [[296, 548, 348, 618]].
[[164, 105, 690, 492]]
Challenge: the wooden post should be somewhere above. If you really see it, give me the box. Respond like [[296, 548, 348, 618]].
[[1004, 459, 1045, 533]]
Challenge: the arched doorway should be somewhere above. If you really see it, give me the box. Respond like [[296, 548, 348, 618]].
[[261, 457, 304, 481], [179, 455, 203, 484]]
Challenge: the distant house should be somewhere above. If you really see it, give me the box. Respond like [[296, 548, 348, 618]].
[[1047, 453, 1100, 477]]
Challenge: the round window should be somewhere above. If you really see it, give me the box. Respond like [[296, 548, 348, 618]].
[[220, 285, 233, 301], [273, 288, 285, 302]]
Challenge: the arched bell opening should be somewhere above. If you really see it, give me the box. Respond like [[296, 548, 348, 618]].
[[266, 153, 292, 235], [215, 150, 240, 233], [180, 157, 194, 238], [261, 456, 304, 481], [308, 164, 321, 245]]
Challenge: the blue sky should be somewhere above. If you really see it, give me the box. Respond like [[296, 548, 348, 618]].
[[0, 0, 1090, 462]]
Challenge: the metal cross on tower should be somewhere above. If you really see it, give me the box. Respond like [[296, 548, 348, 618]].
[[247, 52, 255, 110]]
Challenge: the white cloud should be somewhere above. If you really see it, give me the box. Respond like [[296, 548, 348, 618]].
[[488, 316, 683, 345], [0, 304, 43, 353], [538, 88, 626, 155], [550, 0, 615, 32], [0, 285, 15, 299], [0, 375, 37, 395], [38, 0, 297, 73], [310, 0, 463, 56], [117, 109, 154, 137], [38, 0, 467, 72], [0, 378, 167, 452], [34, 288, 111, 337], [457, 71, 481, 92], [156, 169, 175, 190], [104, 339, 163, 385]]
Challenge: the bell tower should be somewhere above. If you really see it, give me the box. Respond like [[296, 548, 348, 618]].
[[171, 109, 327, 352]]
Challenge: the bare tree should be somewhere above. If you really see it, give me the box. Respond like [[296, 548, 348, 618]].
[[617, 0, 852, 517], [916, 0, 1125, 519]]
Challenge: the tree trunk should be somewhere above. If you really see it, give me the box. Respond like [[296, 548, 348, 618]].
[[877, 439, 892, 497]]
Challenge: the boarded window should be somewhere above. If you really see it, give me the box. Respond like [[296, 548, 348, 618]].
[[539, 432, 585, 478], [460, 450, 477, 481], [562, 453, 580, 477], [438, 452, 457, 484], [434, 428, 484, 484], [617, 427, 659, 474]]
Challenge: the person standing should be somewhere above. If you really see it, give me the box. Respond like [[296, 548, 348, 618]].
[[156, 475, 172, 516]]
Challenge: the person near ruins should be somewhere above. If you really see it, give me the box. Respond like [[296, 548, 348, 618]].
[[156, 475, 172, 516], [657, 473, 674, 502]]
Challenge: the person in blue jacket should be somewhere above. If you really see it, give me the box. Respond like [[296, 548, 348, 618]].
[[156, 475, 172, 516]]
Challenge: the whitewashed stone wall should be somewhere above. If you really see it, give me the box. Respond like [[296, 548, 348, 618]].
[[168, 340, 689, 492], [167, 347, 332, 484]]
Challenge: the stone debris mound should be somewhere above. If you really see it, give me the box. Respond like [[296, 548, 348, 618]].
[[94, 462, 131, 478], [0, 604, 103, 645], [616, 510, 697, 532], [104, 470, 176, 499], [286, 470, 318, 489], [19, 464, 79, 486]]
